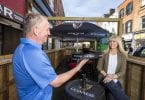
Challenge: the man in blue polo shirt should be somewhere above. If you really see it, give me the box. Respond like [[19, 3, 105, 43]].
[[12, 13, 88, 100]]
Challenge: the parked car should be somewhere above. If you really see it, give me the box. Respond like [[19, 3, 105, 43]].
[[133, 46, 145, 57]]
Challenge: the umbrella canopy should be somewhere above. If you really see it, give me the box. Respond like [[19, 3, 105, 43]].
[[50, 22, 109, 39]]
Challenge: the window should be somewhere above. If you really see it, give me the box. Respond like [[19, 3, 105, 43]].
[[142, 0, 145, 6], [126, 2, 133, 15], [125, 20, 132, 33], [112, 28, 115, 34], [141, 16, 145, 29], [119, 9, 124, 18], [49, 0, 54, 11]]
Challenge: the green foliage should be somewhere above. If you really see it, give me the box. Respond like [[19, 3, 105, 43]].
[[97, 43, 108, 52]]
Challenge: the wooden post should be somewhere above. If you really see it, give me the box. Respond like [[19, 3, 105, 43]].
[[94, 41, 97, 51], [125, 61, 132, 98], [2, 64, 9, 100], [118, 19, 123, 36]]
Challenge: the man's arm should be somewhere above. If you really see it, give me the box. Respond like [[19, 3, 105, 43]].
[[50, 59, 88, 87]]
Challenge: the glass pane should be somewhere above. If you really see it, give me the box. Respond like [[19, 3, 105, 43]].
[[142, 0, 145, 6], [142, 17, 145, 29]]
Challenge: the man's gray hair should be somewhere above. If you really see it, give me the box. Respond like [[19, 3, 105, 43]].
[[23, 13, 48, 34]]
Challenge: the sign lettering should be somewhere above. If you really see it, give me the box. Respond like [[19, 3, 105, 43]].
[[0, 4, 24, 24]]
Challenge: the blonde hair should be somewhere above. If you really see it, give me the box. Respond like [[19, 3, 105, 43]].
[[105, 35, 127, 57], [23, 13, 48, 35]]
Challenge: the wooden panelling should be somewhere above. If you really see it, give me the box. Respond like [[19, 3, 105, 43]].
[[0, 49, 145, 100], [126, 57, 145, 100]]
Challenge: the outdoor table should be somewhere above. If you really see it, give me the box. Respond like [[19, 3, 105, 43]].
[[69, 52, 100, 81], [65, 79, 105, 100]]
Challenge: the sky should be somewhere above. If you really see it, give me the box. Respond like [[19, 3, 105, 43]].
[[62, 0, 124, 17]]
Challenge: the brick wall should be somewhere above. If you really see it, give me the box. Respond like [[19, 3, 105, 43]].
[[118, 0, 145, 32]]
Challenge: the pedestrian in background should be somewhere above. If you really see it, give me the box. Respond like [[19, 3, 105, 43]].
[[97, 35, 129, 100], [12, 13, 88, 100], [128, 45, 133, 55]]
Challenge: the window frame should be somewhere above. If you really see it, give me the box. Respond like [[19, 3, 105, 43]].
[[126, 2, 133, 15], [119, 8, 124, 18], [141, 16, 145, 30], [125, 20, 133, 33]]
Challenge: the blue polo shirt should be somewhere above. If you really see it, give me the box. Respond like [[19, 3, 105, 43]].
[[12, 38, 57, 100]]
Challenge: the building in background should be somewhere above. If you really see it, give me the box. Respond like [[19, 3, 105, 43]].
[[118, 0, 145, 50], [96, 9, 118, 36], [0, 0, 65, 55], [96, 9, 119, 52], [54, 0, 65, 25], [52, 0, 65, 49]]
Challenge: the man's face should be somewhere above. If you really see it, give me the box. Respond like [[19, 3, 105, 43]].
[[37, 19, 50, 44]]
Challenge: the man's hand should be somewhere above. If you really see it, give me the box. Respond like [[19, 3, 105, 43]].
[[51, 58, 88, 87], [75, 59, 89, 71]]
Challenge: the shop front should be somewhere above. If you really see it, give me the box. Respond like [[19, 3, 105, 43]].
[[134, 32, 145, 48], [122, 33, 133, 50], [122, 31, 145, 51], [0, 1, 25, 55]]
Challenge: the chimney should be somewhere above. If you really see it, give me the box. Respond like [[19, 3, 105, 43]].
[[110, 9, 115, 15]]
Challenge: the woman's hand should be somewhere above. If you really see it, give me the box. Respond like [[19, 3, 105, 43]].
[[103, 74, 118, 83], [103, 75, 112, 83], [107, 74, 118, 79], [100, 70, 107, 76]]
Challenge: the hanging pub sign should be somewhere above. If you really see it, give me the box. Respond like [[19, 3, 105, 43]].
[[0, 4, 24, 24]]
